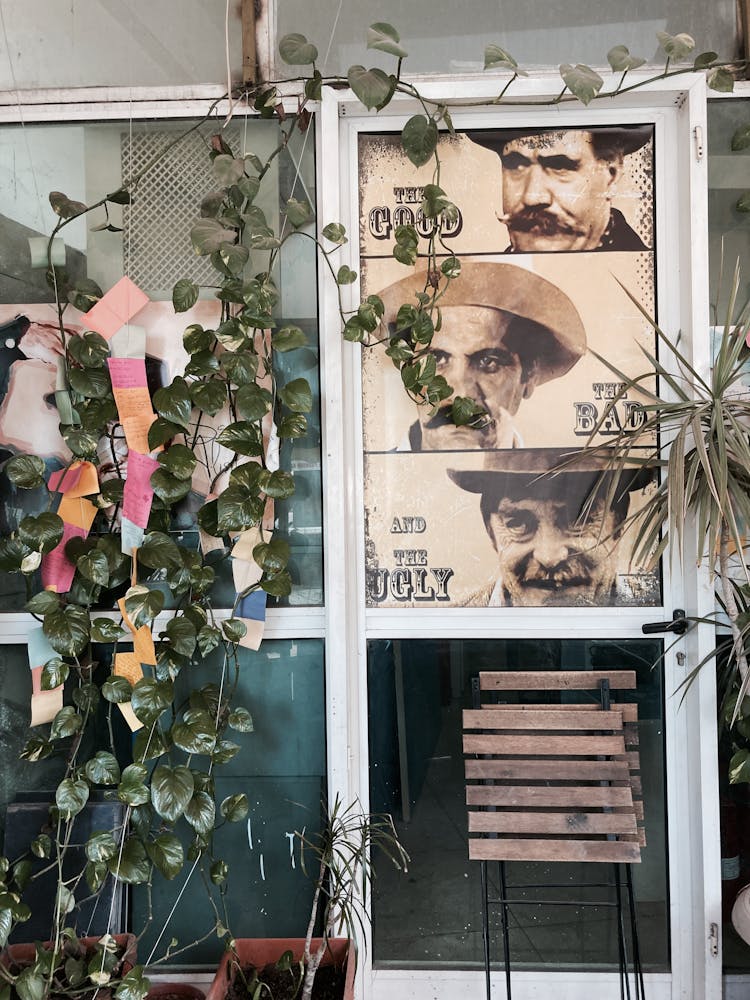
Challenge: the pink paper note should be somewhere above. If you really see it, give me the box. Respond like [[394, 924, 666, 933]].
[[107, 357, 148, 390], [122, 451, 160, 529], [85, 277, 149, 340], [48, 463, 83, 494], [41, 522, 87, 593]]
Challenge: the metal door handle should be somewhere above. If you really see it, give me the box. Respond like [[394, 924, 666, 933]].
[[641, 609, 687, 635]]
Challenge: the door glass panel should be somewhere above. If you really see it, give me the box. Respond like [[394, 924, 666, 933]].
[[368, 637, 669, 971]]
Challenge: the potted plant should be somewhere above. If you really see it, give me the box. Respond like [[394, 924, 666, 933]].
[[205, 797, 409, 1000]]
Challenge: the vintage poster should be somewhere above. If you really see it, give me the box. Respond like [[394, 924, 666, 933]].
[[359, 124, 661, 609]]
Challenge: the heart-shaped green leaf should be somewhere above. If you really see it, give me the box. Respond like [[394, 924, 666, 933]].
[[656, 31, 695, 61], [19, 513, 64, 554], [172, 278, 200, 313], [44, 605, 90, 656], [108, 836, 151, 884], [151, 764, 194, 822], [559, 63, 604, 105], [483, 44, 519, 71], [367, 22, 407, 59], [85, 752, 121, 786], [56, 777, 90, 819], [279, 33, 319, 65], [85, 830, 118, 863], [4, 454, 46, 489], [607, 45, 646, 72], [147, 833, 184, 880], [347, 66, 395, 111]]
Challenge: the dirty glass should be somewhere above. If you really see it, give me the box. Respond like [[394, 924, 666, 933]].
[[0, 115, 322, 610], [368, 637, 669, 971], [0, 0, 242, 90], [277, 1, 737, 76], [708, 98, 750, 320], [133, 638, 327, 965]]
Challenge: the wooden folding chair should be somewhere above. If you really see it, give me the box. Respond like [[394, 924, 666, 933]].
[[464, 670, 645, 1000]]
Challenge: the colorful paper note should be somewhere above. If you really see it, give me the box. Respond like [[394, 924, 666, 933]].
[[85, 277, 149, 341], [121, 413, 156, 455], [57, 494, 98, 531], [120, 516, 145, 555], [122, 451, 160, 530], [117, 701, 143, 732], [107, 357, 148, 389], [41, 522, 87, 592], [237, 590, 267, 651], [48, 461, 99, 497], [30, 687, 64, 727], [109, 324, 146, 360], [28, 236, 65, 268], [28, 627, 64, 727], [114, 651, 144, 687], [232, 557, 263, 595], [117, 598, 157, 666]]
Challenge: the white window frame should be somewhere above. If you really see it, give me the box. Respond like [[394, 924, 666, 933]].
[[318, 73, 721, 1000]]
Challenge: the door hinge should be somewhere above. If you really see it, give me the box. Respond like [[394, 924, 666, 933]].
[[709, 921, 719, 957], [694, 125, 704, 161]]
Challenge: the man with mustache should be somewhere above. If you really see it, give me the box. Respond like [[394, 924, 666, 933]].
[[449, 448, 651, 607], [469, 126, 652, 253], [378, 262, 587, 451]]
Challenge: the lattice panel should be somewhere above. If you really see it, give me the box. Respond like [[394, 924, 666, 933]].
[[121, 129, 239, 292]]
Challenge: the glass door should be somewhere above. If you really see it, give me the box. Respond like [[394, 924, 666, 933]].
[[318, 74, 718, 999]]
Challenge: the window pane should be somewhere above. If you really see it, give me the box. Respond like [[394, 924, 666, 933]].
[[277, 1, 737, 76], [0, 116, 322, 609], [368, 638, 669, 971], [133, 638, 327, 965], [708, 99, 750, 318], [0, 1, 242, 89]]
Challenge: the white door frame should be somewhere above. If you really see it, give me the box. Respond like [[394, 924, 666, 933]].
[[318, 73, 720, 1000]]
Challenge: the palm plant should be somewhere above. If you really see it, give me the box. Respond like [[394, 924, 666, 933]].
[[295, 797, 409, 1000], [588, 262, 750, 723]]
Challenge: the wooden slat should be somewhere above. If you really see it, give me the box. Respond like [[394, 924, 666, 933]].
[[469, 811, 638, 835], [463, 734, 626, 756], [483, 702, 639, 723], [479, 671, 637, 691], [465, 758, 632, 782], [469, 838, 641, 863], [463, 708, 625, 731], [466, 785, 633, 808]]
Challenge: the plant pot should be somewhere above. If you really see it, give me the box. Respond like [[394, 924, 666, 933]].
[[146, 985, 205, 1000], [205, 938, 354, 1000], [2, 932, 137, 978]]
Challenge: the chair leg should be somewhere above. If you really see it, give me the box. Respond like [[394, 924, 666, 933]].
[[498, 860, 512, 1000], [625, 864, 645, 1000], [480, 860, 491, 1000], [614, 863, 631, 1000]]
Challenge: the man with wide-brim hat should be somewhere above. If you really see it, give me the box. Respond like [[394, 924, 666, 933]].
[[467, 125, 652, 253], [448, 447, 654, 607], [378, 261, 587, 451]]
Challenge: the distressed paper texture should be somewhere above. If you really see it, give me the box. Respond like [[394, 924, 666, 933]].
[[358, 125, 660, 609]]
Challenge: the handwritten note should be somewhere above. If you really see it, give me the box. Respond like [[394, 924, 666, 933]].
[[121, 413, 156, 455], [122, 451, 160, 530], [107, 358, 147, 390], [41, 522, 87, 593]]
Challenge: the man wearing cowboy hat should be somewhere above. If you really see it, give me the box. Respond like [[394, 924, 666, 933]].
[[378, 261, 587, 451], [468, 125, 652, 253], [449, 448, 652, 606]]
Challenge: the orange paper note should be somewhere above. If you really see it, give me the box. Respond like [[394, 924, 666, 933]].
[[57, 494, 98, 531], [114, 651, 144, 687], [121, 413, 156, 455]]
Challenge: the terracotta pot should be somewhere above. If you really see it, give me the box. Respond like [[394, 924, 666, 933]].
[[205, 938, 354, 1000], [146, 985, 205, 1000], [2, 932, 137, 975]]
